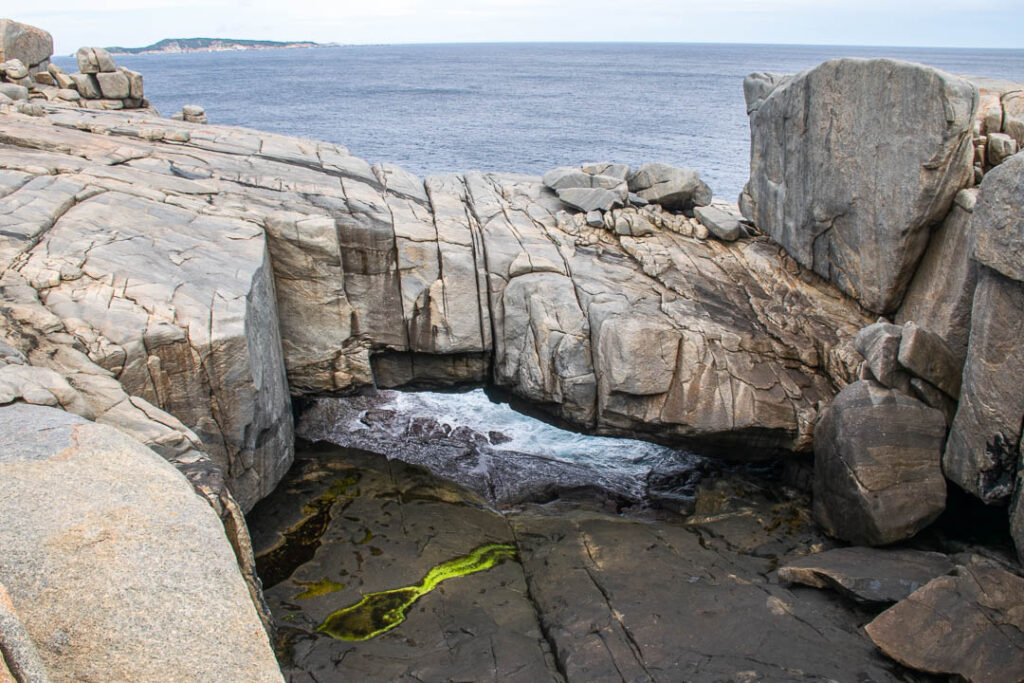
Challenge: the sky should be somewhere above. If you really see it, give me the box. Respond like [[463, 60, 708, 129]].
[[14, 0, 1024, 54]]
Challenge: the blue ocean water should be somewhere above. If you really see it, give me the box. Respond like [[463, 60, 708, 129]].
[[54, 43, 1024, 201]]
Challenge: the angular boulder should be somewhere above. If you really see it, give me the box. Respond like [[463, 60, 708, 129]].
[[0, 20, 52, 68], [543, 165, 628, 212], [853, 322, 904, 388], [813, 380, 947, 545], [865, 561, 1024, 683], [897, 321, 961, 398], [0, 404, 283, 682], [778, 547, 954, 606], [742, 58, 977, 314], [693, 204, 742, 241], [945, 153, 1024, 509], [95, 70, 129, 99], [895, 190, 978, 364], [627, 162, 711, 210]]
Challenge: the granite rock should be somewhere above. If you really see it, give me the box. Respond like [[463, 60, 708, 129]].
[[0, 20, 52, 69], [865, 560, 1024, 683], [813, 380, 947, 545], [743, 58, 977, 314], [0, 404, 283, 682], [627, 162, 711, 210]]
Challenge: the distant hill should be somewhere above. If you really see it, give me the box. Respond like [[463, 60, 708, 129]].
[[105, 38, 329, 55]]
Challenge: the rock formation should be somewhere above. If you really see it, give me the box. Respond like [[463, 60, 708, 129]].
[[741, 58, 977, 314], [0, 404, 282, 682]]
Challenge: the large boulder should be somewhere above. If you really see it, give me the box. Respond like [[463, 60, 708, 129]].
[[865, 561, 1024, 682], [742, 58, 977, 314], [542, 165, 628, 212], [0, 404, 282, 682], [944, 154, 1024, 510], [627, 162, 711, 210], [0, 20, 52, 69], [813, 380, 947, 545]]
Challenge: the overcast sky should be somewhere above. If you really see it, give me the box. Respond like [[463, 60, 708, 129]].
[[16, 0, 1024, 54]]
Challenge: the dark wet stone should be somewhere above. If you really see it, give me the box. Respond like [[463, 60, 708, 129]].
[[778, 547, 954, 606]]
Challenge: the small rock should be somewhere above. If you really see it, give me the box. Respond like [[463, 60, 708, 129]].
[[853, 322, 904, 389], [865, 561, 1024, 682], [986, 132, 1018, 167], [53, 70, 74, 90], [626, 191, 648, 206], [627, 162, 712, 211], [2, 58, 27, 79], [813, 380, 947, 546], [585, 210, 603, 228], [778, 547, 954, 606], [119, 66, 143, 99], [14, 101, 44, 117], [897, 321, 962, 398], [694, 205, 742, 241], [55, 88, 80, 101], [32, 71, 53, 86], [178, 103, 208, 123], [93, 47, 116, 72], [555, 187, 625, 213]]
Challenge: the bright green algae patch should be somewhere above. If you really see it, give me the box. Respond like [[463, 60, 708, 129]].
[[317, 543, 517, 641], [294, 578, 347, 599]]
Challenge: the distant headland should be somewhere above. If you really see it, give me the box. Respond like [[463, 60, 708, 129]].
[[104, 37, 331, 55]]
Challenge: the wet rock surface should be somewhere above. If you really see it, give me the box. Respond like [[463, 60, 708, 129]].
[[249, 440, 944, 682]]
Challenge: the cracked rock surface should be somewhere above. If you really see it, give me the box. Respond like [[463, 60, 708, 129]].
[[0, 101, 871, 477], [249, 441, 939, 683]]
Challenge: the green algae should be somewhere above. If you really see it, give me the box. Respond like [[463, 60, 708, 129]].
[[294, 578, 347, 599], [255, 474, 360, 589], [317, 543, 517, 642]]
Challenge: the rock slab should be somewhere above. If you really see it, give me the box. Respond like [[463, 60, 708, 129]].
[[778, 547, 954, 605], [865, 561, 1024, 683]]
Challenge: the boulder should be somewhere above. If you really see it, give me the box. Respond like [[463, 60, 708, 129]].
[[897, 321, 961, 398], [944, 154, 1024, 509], [895, 191, 978, 364], [95, 70, 129, 99], [69, 72, 99, 99], [31, 71, 53, 87], [74, 47, 99, 74], [543, 165, 628, 212], [1, 58, 26, 80], [0, 404, 283, 682], [865, 561, 1024, 682], [778, 547, 954, 606], [119, 66, 143, 99], [0, 20, 52, 68], [627, 162, 711, 210], [743, 58, 977, 314], [0, 83, 26, 101], [693, 204, 742, 241], [944, 267, 1024, 505], [852, 322, 904, 389], [813, 380, 947, 545], [987, 132, 1018, 166], [54, 88, 79, 101], [973, 152, 1024, 283]]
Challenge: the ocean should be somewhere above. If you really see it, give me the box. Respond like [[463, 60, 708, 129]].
[[55, 42, 1024, 202]]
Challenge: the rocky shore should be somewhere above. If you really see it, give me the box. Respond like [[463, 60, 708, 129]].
[[0, 18, 1022, 683]]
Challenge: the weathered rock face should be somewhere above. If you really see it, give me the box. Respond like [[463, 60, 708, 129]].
[[865, 560, 1024, 683], [895, 189, 978, 364], [0, 404, 282, 682], [742, 58, 977, 314], [813, 380, 947, 545], [944, 154, 1024, 510], [0, 20, 52, 69], [0, 104, 873, 459]]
